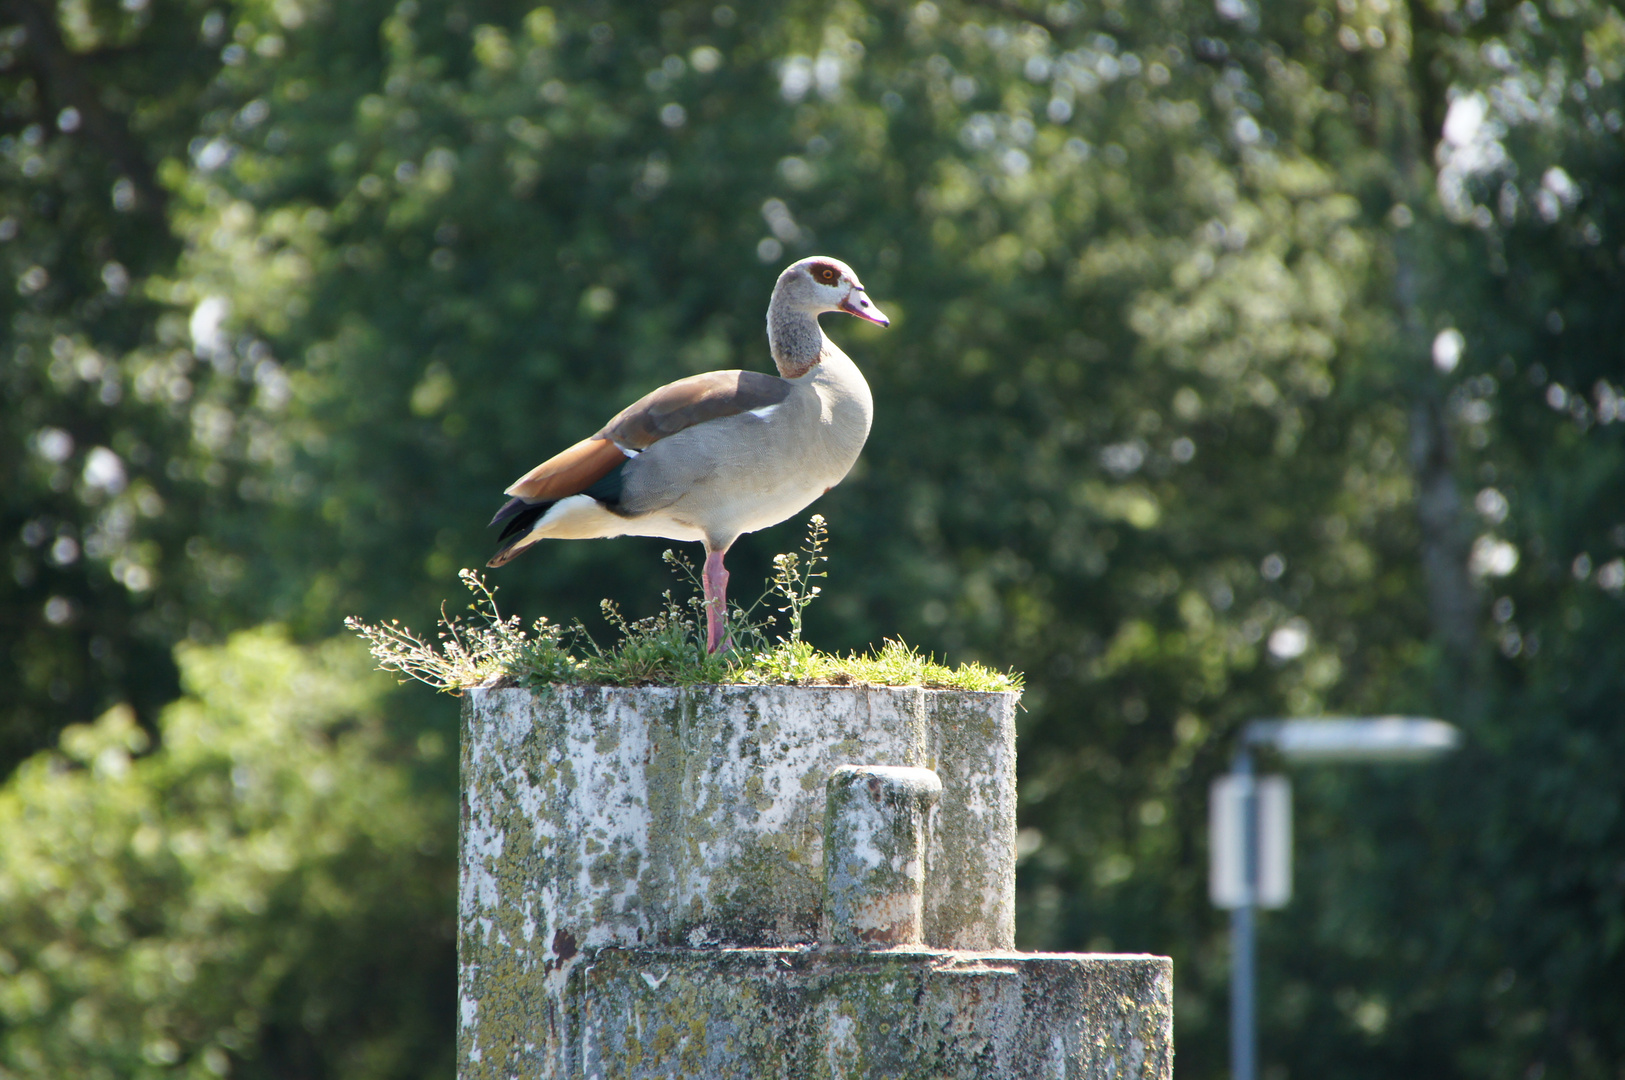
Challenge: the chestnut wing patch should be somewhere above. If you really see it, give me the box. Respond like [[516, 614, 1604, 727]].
[[496, 370, 789, 517], [503, 435, 627, 501], [598, 370, 791, 451]]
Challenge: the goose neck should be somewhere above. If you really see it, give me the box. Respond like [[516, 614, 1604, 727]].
[[767, 301, 825, 379]]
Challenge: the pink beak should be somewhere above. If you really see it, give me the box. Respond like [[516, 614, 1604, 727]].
[[841, 289, 890, 327]]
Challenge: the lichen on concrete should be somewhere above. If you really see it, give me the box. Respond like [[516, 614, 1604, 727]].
[[458, 685, 1170, 1080], [571, 948, 1173, 1080], [920, 690, 1017, 951], [823, 766, 941, 947], [461, 686, 1013, 945]]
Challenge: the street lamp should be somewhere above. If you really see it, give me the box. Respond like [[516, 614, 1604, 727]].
[[1211, 717, 1462, 1080]]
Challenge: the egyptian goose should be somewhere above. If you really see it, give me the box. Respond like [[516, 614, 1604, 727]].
[[487, 256, 890, 653]]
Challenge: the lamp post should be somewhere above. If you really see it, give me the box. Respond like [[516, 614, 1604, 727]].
[[1211, 717, 1461, 1080]]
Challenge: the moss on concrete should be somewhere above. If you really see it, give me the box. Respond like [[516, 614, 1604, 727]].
[[823, 766, 941, 947], [458, 685, 1170, 1080], [570, 948, 1173, 1080]]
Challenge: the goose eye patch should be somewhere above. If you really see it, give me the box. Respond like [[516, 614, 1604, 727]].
[[809, 263, 840, 285]]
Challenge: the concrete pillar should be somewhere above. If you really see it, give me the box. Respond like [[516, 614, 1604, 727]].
[[459, 685, 1172, 1079], [823, 765, 941, 947]]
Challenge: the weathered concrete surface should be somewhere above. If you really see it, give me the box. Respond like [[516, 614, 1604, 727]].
[[458, 686, 1174, 1080], [460, 686, 1016, 959], [823, 766, 941, 948], [570, 948, 1173, 1080]]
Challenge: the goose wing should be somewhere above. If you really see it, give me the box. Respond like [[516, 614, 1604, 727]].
[[597, 369, 791, 452], [491, 369, 791, 523]]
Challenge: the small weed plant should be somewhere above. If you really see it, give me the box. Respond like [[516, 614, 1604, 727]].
[[345, 516, 1021, 694]]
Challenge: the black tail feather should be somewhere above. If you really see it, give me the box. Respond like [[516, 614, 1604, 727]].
[[496, 501, 551, 543], [488, 495, 536, 530], [487, 533, 531, 567], [485, 500, 555, 572], [486, 503, 553, 567]]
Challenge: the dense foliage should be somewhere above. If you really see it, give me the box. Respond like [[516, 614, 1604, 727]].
[[0, 630, 454, 1080], [2, 0, 1622, 1077]]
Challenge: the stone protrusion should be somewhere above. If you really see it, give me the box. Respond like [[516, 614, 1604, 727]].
[[823, 765, 941, 947]]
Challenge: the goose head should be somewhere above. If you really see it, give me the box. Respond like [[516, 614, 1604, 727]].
[[776, 256, 891, 328]]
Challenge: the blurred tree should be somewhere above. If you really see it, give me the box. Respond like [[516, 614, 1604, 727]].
[[1261, 4, 1625, 1077], [0, 0, 227, 768], [0, 628, 454, 1079]]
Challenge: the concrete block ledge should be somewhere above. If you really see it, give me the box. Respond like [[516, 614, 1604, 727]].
[[570, 948, 1173, 1080]]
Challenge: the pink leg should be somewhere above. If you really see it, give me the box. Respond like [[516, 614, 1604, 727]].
[[702, 549, 731, 654]]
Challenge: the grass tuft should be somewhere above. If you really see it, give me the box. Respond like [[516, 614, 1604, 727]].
[[346, 516, 1022, 695], [741, 638, 1020, 692]]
